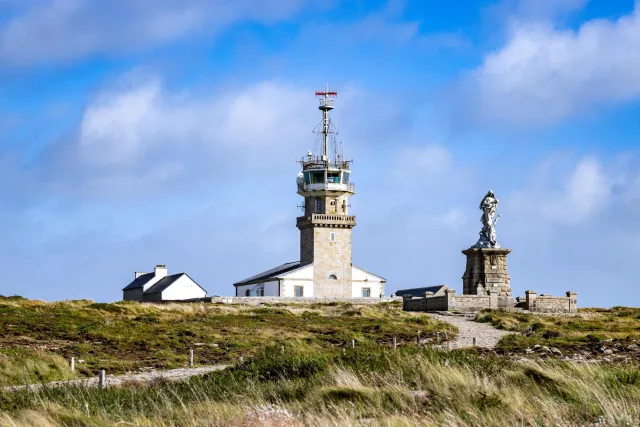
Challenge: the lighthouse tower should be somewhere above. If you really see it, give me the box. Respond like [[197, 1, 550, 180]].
[[295, 90, 356, 297], [233, 88, 385, 299]]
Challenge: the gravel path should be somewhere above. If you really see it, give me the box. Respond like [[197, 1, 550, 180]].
[[4, 364, 229, 392], [430, 312, 514, 349]]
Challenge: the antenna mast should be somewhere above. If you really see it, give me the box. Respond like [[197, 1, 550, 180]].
[[315, 87, 337, 165]]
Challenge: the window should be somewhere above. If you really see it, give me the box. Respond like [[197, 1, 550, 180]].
[[311, 171, 325, 184], [328, 274, 337, 280], [315, 198, 323, 213], [327, 172, 340, 183], [294, 286, 304, 297], [246, 286, 264, 297], [342, 172, 350, 184], [303, 171, 311, 184], [362, 288, 371, 297], [330, 232, 336, 242]]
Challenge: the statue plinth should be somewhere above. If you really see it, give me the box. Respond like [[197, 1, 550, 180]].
[[462, 247, 512, 296]]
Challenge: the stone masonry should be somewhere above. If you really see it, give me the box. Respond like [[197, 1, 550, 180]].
[[298, 215, 354, 297], [462, 248, 512, 296]]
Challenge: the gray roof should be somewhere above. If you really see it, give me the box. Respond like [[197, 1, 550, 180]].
[[233, 261, 311, 287], [145, 273, 185, 295], [122, 273, 155, 291], [394, 285, 446, 297], [123, 272, 208, 296]]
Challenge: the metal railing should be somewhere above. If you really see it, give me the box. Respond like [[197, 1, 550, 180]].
[[297, 182, 355, 193]]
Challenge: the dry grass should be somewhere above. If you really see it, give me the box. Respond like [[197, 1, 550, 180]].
[[476, 306, 640, 351], [0, 297, 453, 386], [0, 344, 638, 426]]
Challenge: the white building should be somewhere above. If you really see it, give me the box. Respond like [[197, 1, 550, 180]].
[[122, 264, 207, 302], [233, 90, 386, 298], [234, 262, 385, 298]]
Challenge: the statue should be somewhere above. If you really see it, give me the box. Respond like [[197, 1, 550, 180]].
[[474, 190, 500, 249]]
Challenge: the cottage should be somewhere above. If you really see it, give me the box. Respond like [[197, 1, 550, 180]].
[[234, 261, 385, 298], [122, 264, 207, 302]]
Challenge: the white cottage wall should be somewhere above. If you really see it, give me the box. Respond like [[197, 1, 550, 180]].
[[236, 280, 279, 297], [351, 267, 385, 298], [281, 279, 315, 297], [161, 275, 206, 300]]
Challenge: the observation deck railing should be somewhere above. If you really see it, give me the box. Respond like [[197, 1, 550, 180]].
[[297, 182, 355, 193], [296, 214, 356, 228]]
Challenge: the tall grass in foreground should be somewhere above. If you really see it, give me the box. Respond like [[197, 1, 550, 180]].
[[1, 344, 638, 426]]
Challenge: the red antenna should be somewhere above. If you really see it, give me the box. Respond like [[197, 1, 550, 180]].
[[315, 91, 337, 97]]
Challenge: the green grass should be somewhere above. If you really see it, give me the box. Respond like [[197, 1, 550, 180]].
[[0, 344, 638, 426], [476, 307, 640, 351], [0, 298, 454, 386]]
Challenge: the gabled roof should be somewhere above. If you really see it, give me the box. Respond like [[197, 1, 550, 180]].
[[394, 285, 447, 298], [233, 261, 311, 287], [145, 273, 208, 295], [145, 273, 184, 295], [122, 273, 155, 291], [352, 265, 387, 282]]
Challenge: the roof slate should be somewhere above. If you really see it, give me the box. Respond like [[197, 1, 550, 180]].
[[145, 273, 185, 295], [233, 261, 311, 287], [122, 273, 155, 291], [394, 285, 447, 298]]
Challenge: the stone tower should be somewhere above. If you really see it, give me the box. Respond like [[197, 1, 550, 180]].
[[296, 90, 356, 297]]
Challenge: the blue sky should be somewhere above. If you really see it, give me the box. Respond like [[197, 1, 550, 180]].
[[0, 0, 639, 307]]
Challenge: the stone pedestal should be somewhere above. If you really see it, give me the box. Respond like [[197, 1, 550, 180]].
[[462, 248, 512, 296]]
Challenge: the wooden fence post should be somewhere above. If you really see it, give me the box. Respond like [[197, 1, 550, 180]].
[[98, 370, 106, 388], [393, 336, 397, 349], [351, 339, 355, 349], [70, 357, 75, 372], [189, 349, 194, 367]]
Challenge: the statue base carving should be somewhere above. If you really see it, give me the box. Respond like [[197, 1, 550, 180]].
[[462, 247, 512, 297]]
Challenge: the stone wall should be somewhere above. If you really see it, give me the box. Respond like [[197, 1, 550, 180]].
[[199, 296, 402, 305], [521, 290, 578, 313], [402, 289, 515, 313], [449, 294, 491, 311]]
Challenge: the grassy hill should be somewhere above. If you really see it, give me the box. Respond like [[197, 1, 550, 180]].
[[0, 297, 452, 386], [1, 298, 640, 426]]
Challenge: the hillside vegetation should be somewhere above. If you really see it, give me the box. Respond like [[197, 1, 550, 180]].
[[1, 344, 639, 426], [0, 297, 452, 387], [1, 298, 640, 426], [477, 307, 640, 353]]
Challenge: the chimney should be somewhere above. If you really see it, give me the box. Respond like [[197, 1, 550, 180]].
[[154, 264, 168, 278], [135, 272, 146, 279]]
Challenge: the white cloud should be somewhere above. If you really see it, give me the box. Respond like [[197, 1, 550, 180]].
[[78, 74, 312, 169], [0, 0, 308, 65], [463, 3, 640, 127], [509, 156, 612, 225]]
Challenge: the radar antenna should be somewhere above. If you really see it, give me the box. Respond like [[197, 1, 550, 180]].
[[314, 86, 338, 165]]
